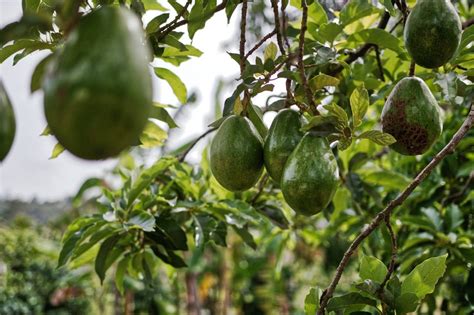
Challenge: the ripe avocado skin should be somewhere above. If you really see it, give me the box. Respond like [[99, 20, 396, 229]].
[[0, 82, 16, 162], [264, 109, 305, 183], [43, 6, 152, 160], [381, 77, 442, 156], [404, 0, 461, 68], [281, 134, 339, 216], [210, 115, 264, 192]]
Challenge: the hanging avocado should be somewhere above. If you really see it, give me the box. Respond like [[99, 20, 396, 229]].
[[43, 6, 152, 160], [210, 115, 264, 191], [381, 77, 443, 155], [0, 81, 16, 162], [404, 0, 461, 68], [264, 109, 305, 183], [281, 133, 339, 216]]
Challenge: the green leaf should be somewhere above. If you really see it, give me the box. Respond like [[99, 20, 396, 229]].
[[232, 226, 256, 249], [139, 122, 168, 148], [359, 255, 388, 283], [128, 211, 155, 232], [309, 74, 340, 91], [115, 255, 130, 295], [360, 170, 410, 190], [248, 104, 267, 139], [141, 0, 167, 10], [307, 1, 328, 25], [383, 0, 396, 16], [264, 42, 278, 61], [350, 86, 369, 128], [127, 157, 176, 207], [225, 0, 240, 22], [188, 0, 217, 39], [30, 53, 53, 93], [326, 292, 377, 311], [151, 245, 187, 267], [401, 254, 448, 300], [395, 292, 419, 314], [147, 215, 188, 251], [145, 13, 170, 34], [340, 0, 378, 26], [347, 29, 404, 56], [0, 40, 52, 63], [58, 230, 86, 267], [304, 288, 320, 314], [317, 22, 344, 43], [149, 103, 178, 128], [302, 115, 338, 132], [323, 103, 349, 131], [95, 234, 122, 284], [358, 130, 396, 145], [49, 143, 65, 159], [154, 67, 187, 103]]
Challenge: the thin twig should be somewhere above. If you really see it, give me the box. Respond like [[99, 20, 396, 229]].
[[279, 0, 294, 105], [409, 60, 416, 76], [463, 17, 474, 29], [374, 46, 385, 81], [155, 0, 231, 41], [328, 11, 390, 77], [178, 128, 217, 162], [244, 29, 277, 59], [297, 0, 318, 114], [378, 216, 397, 292], [239, 0, 248, 73], [157, 0, 192, 39], [317, 105, 474, 314], [270, 0, 286, 55]]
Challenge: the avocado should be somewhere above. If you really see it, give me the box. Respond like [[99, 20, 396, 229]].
[[264, 109, 305, 183], [0, 81, 16, 162], [404, 0, 461, 68], [281, 133, 339, 216], [210, 115, 264, 191], [43, 6, 152, 160], [381, 77, 443, 155]]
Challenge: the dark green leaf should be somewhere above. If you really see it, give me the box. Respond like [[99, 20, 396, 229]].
[[128, 211, 156, 232], [326, 292, 377, 311], [95, 234, 122, 284]]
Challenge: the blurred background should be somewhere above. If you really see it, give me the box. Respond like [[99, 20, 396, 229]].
[[0, 0, 240, 201]]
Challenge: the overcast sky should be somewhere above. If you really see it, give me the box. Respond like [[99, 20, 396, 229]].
[[0, 1, 243, 201]]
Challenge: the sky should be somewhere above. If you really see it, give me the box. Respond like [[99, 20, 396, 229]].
[[0, 1, 244, 201]]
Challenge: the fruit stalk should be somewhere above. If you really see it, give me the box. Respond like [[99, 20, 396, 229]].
[[317, 104, 474, 314]]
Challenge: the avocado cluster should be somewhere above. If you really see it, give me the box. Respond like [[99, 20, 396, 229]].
[[210, 109, 339, 216], [43, 6, 152, 160], [0, 81, 16, 162]]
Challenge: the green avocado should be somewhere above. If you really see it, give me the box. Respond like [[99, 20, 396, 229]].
[[381, 77, 443, 156], [404, 0, 461, 68], [264, 109, 305, 183], [281, 133, 339, 216], [0, 81, 16, 162], [43, 6, 152, 160], [210, 115, 264, 191]]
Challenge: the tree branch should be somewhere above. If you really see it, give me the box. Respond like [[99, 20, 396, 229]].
[[244, 29, 277, 59], [328, 11, 390, 77], [374, 46, 385, 81], [317, 104, 474, 314], [378, 216, 397, 293], [155, 0, 231, 41], [297, 0, 318, 114], [270, 0, 286, 55], [463, 17, 474, 29], [157, 0, 192, 40], [239, 0, 248, 74], [178, 128, 217, 162]]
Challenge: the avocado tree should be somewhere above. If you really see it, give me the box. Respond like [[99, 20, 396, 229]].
[[1, 0, 473, 313]]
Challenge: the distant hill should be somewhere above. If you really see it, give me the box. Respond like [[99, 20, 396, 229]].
[[0, 199, 72, 224]]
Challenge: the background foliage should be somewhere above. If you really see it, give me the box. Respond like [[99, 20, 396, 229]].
[[0, 0, 473, 314]]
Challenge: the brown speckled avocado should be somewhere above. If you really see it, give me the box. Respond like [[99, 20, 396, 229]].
[[381, 77, 443, 155]]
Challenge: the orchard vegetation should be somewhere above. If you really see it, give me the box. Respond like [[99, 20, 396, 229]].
[[0, 0, 473, 314]]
